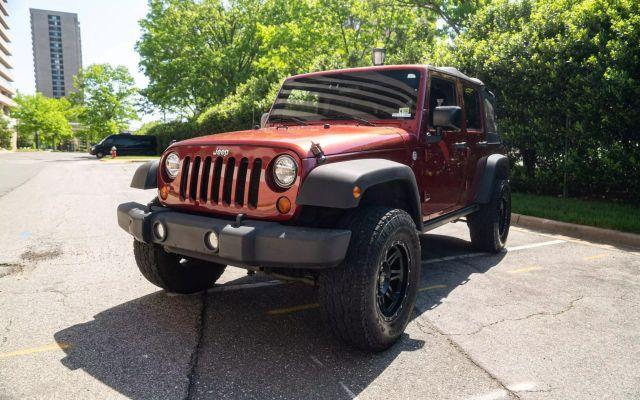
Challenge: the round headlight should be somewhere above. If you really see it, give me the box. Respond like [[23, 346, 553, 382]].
[[165, 152, 180, 179], [273, 155, 298, 188]]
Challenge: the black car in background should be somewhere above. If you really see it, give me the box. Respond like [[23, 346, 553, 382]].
[[90, 134, 157, 158]]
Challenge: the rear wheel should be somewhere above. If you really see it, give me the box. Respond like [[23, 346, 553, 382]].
[[318, 207, 421, 352], [468, 179, 511, 253], [133, 240, 226, 294]]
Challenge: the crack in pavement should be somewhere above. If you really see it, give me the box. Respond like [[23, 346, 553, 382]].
[[413, 306, 521, 400], [447, 296, 585, 336], [184, 290, 208, 400]]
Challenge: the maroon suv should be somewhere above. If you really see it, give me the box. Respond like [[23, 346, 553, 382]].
[[118, 65, 510, 351]]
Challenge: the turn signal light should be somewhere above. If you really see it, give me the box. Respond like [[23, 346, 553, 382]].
[[276, 196, 292, 214], [353, 186, 362, 199], [159, 185, 169, 200]]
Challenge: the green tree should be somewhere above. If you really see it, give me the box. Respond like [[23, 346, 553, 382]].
[[431, 0, 640, 201], [137, 0, 262, 117], [0, 117, 12, 149], [12, 93, 72, 149], [72, 64, 139, 142]]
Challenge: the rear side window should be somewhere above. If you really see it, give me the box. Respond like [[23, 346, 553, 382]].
[[483, 92, 498, 134], [463, 87, 481, 130], [428, 77, 457, 127], [482, 90, 499, 141]]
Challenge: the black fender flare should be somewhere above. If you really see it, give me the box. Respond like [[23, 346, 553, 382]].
[[473, 154, 509, 204], [296, 159, 423, 229], [130, 160, 159, 189]]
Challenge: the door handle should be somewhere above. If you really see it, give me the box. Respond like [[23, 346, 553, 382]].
[[453, 142, 468, 151]]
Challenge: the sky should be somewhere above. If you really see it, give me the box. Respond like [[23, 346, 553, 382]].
[[7, 0, 152, 128]]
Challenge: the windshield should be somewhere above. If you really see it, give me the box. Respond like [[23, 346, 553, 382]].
[[269, 69, 421, 123]]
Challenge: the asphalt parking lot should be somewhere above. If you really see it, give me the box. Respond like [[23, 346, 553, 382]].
[[0, 152, 638, 399]]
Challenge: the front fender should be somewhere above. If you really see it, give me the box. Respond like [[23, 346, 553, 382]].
[[296, 159, 422, 229], [130, 160, 159, 189]]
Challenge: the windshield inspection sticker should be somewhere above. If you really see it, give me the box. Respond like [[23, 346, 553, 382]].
[[392, 107, 411, 118]]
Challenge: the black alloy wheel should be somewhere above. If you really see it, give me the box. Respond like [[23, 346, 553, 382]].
[[376, 241, 410, 319]]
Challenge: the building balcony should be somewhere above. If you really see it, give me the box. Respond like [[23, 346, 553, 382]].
[[0, 22, 9, 43], [0, 91, 15, 108], [0, 63, 11, 82], [0, 52, 9, 69]]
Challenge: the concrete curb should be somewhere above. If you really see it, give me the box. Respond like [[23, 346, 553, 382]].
[[511, 213, 640, 250]]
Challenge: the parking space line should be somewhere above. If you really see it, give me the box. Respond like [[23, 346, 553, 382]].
[[507, 239, 565, 251], [467, 389, 508, 400], [584, 253, 608, 261], [0, 342, 70, 359], [339, 381, 358, 399], [419, 284, 448, 291], [267, 303, 320, 315], [424, 239, 565, 265], [507, 266, 543, 274]]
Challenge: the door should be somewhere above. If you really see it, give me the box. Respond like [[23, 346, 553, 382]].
[[420, 74, 467, 217], [460, 85, 485, 202]]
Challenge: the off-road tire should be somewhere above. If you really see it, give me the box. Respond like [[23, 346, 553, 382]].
[[318, 207, 421, 352], [467, 179, 511, 253], [133, 240, 226, 294]]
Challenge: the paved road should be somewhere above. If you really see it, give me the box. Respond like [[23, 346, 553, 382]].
[[0, 152, 638, 399]]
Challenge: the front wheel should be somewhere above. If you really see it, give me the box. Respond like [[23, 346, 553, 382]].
[[318, 207, 421, 352], [467, 179, 511, 253], [133, 240, 226, 294]]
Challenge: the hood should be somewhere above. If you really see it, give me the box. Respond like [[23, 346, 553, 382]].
[[174, 124, 410, 159]]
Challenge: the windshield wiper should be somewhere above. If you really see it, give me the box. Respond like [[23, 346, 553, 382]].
[[325, 114, 376, 126], [268, 116, 308, 126]]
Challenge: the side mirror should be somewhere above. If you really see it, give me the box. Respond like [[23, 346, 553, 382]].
[[260, 112, 269, 128], [433, 106, 462, 131]]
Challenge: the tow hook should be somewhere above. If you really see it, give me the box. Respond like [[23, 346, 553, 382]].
[[234, 213, 246, 227]]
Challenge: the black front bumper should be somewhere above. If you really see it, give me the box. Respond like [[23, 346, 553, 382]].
[[117, 202, 351, 269]]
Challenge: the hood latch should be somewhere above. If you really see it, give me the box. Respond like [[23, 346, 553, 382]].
[[310, 141, 327, 164]]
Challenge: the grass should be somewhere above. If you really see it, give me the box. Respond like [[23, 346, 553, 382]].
[[512, 192, 640, 234]]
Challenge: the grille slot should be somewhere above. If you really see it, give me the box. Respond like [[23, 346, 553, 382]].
[[200, 157, 212, 202], [235, 158, 249, 206], [248, 159, 262, 208], [179, 156, 190, 199], [211, 157, 223, 203], [189, 156, 201, 201], [222, 157, 235, 205]]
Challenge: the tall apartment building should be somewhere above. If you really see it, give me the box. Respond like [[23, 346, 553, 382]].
[[30, 8, 82, 98], [0, 0, 15, 115]]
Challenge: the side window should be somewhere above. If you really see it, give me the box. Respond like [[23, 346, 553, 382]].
[[463, 87, 481, 130], [114, 136, 134, 146], [482, 91, 498, 135], [428, 77, 457, 127]]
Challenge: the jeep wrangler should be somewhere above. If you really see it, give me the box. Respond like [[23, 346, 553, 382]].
[[117, 65, 510, 351]]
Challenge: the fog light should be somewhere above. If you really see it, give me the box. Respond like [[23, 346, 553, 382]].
[[276, 196, 291, 214], [154, 222, 166, 241], [205, 231, 219, 251]]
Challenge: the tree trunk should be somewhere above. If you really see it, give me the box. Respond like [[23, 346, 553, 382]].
[[521, 148, 536, 178]]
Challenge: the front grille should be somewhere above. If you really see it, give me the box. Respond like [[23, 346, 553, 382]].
[[179, 155, 263, 208]]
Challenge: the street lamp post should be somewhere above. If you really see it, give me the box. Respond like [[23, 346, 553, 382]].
[[372, 47, 386, 66]]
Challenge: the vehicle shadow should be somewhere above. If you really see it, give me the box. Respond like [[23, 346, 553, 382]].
[[54, 232, 505, 399]]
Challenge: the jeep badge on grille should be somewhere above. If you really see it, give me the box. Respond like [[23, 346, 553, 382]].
[[214, 148, 229, 157]]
